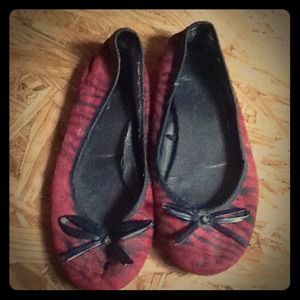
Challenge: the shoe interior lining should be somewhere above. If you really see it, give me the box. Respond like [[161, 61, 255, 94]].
[[157, 25, 244, 209], [72, 31, 145, 229]]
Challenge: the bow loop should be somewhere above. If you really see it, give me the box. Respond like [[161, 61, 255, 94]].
[[112, 220, 153, 240], [163, 203, 198, 222], [211, 208, 250, 224], [59, 216, 101, 240]]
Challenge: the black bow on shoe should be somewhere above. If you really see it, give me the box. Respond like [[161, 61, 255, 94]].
[[163, 204, 250, 247], [58, 215, 152, 265]]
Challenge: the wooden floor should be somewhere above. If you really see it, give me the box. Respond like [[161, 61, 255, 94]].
[[9, 10, 290, 290]]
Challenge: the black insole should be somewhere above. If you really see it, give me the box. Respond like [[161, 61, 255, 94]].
[[158, 29, 244, 209], [72, 33, 143, 229]]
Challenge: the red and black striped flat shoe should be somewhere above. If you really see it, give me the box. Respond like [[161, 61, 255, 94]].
[[51, 28, 153, 290], [150, 22, 259, 275]]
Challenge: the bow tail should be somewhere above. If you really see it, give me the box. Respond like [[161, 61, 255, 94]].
[[59, 239, 103, 262], [212, 223, 249, 248], [60, 239, 134, 265], [175, 221, 199, 244], [109, 243, 133, 265]]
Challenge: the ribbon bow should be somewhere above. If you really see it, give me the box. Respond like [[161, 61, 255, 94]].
[[58, 215, 152, 265], [163, 204, 250, 247]]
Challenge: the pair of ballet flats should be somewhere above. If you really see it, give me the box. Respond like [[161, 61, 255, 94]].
[[51, 21, 259, 290]]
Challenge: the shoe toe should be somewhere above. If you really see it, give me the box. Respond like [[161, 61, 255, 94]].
[[161, 226, 249, 275], [55, 233, 152, 290]]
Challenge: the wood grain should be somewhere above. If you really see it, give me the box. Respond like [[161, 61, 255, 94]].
[[9, 9, 290, 290]]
